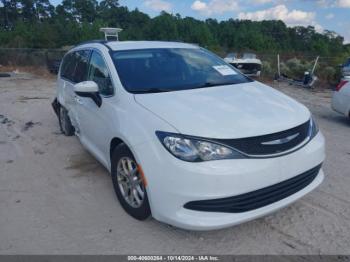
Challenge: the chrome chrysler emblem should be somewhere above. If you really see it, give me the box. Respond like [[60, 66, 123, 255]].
[[262, 133, 300, 145]]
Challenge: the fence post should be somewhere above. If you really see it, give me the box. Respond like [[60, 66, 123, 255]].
[[277, 54, 280, 77], [311, 56, 319, 75]]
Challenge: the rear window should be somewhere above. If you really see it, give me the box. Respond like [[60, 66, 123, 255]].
[[111, 48, 252, 94]]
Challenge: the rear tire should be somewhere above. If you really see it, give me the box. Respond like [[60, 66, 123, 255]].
[[111, 143, 151, 220], [59, 106, 75, 136]]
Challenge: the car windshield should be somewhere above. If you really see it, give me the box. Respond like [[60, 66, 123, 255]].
[[111, 48, 252, 94]]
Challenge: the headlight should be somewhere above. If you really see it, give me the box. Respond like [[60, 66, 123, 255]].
[[156, 131, 244, 162], [309, 116, 319, 139]]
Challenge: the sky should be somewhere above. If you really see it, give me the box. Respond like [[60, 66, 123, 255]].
[[51, 0, 350, 43]]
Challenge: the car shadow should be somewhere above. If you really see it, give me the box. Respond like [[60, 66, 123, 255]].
[[319, 113, 350, 128]]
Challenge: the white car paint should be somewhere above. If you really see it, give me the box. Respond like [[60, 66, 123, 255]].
[[56, 41, 325, 230], [135, 81, 310, 139], [332, 80, 350, 118], [74, 81, 99, 93]]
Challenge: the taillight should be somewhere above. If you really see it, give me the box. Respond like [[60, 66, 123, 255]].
[[335, 81, 348, 91]]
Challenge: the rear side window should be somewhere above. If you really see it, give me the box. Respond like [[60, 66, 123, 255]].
[[60, 50, 91, 83], [88, 51, 113, 96]]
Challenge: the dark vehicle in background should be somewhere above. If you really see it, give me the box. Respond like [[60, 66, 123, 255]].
[[46, 50, 66, 74], [47, 58, 61, 74]]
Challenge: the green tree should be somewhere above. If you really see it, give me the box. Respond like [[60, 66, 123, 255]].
[[0, 0, 347, 59]]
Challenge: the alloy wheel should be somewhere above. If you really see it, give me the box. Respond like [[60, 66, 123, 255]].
[[116, 157, 145, 208]]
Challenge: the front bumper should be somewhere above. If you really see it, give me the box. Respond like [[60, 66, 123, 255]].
[[134, 132, 325, 230]]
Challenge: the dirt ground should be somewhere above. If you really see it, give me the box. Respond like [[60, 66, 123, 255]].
[[0, 72, 349, 255]]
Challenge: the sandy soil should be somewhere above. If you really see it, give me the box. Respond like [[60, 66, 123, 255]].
[[0, 73, 349, 255]]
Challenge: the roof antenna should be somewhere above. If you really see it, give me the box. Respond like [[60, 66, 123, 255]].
[[100, 28, 123, 41]]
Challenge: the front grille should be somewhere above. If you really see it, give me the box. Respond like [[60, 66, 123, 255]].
[[214, 120, 311, 156], [184, 164, 322, 213]]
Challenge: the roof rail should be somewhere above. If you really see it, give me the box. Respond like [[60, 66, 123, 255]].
[[74, 28, 123, 48], [76, 40, 107, 46], [74, 40, 112, 51], [100, 28, 123, 41]]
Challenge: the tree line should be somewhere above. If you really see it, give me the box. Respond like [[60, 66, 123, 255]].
[[0, 0, 349, 58]]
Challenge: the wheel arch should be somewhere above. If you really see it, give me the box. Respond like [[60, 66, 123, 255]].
[[110, 137, 125, 163]]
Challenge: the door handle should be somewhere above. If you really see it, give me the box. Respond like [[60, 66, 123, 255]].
[[74, 96, 83, 105]]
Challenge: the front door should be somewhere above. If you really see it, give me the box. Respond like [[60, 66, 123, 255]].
[[74, 50, 114, 166]]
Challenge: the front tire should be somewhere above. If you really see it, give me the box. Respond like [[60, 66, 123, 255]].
[[111, 143, 151, 220]]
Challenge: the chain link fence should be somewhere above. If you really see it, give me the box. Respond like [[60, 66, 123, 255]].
[[0, 48, 66, 74]]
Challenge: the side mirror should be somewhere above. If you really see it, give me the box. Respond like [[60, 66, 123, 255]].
[[74, 81, 102, 107], [74, 81, 98, 93]]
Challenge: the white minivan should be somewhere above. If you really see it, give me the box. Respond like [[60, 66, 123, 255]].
[[52, 40, 325, 230]]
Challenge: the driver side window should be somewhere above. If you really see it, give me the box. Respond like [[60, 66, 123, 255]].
[[88, 51, 114, 96]]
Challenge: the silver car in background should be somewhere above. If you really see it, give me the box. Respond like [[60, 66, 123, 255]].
[[332, 79, 350, 119]]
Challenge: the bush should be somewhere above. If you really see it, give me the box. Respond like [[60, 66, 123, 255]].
[[261, 61, 274, 77], [285, 58, 312, 78], [280, 62, 291, 76], [320, 66, 336, 82]]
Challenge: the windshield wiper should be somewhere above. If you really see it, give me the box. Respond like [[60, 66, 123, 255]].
[[192, 81, 232, 89], [131, 82, 234, 94], [131, 88, 172, 94]]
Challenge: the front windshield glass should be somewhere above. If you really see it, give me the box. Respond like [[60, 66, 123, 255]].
[[111, 48, 252, 94]]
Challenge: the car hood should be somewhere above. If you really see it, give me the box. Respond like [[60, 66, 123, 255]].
[[134, 82, 310, 139]]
